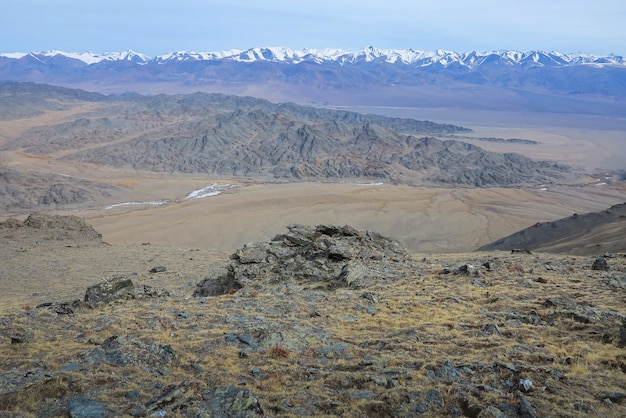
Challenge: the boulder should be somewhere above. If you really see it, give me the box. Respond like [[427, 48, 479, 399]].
[[592, 257, 609, 271], [200, 386, 264, 417], [84, 275, 136, 308], [194, 224, 415, 296], [66, 397, 110, 418], [80, 335, 177, 372]]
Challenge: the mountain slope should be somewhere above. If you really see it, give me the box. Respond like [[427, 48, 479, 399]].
[[0, 83, 571, 187], [2, 48, 626, 114], [477, 202, 626, 255]]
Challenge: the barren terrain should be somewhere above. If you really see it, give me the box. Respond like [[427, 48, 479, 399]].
[[1, 216, 626, 417], [1, 82, 626, 416], [1, 85, 625, 254]]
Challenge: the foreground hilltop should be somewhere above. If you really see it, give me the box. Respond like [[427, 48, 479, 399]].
[[479, 202, 626, 255], [1, 215, 625, 416]]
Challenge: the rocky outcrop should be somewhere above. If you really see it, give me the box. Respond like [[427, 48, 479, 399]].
[[194, 224, 415, 296], [0, 168, 117, 211], [0, 86, 571, 187], [84, 275, 136, 308], [0, 213, 103, 244], [81, 335, 178, 371]]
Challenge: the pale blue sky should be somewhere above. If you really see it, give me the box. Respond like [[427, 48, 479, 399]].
[[2, 0, 625, 56]]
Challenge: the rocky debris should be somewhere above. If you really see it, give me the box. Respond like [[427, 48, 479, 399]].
[[81, 335, 177, 372], [603, 392, 626, 404], [141, 285, 170, 298], [128, 381, 197, 417], [0, 367, 60, 408], [518, 392, 538, 418], [543, 297, 625, 324], [2, 242, 626, 416], [35, 301, 81, 315], [194, 224, 415, 296], [66, 397, 110, 418], [592, 257, 610, 271], [84, 275, 136, 308], [200, 386, 265, 417], [149, 266, 166, 273], [0, 213, 102, 242]]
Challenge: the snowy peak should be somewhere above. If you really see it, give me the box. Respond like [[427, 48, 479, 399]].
[[1, 47, 625, 68], [0, 50, 150, 64]]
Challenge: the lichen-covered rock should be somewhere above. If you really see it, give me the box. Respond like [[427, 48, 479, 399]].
[[0, 367, 61, 409], [81, 335, 177, 371], [200, 386, 264, 417], [84, 275, 136, 308], [66, 397, 110, 418], [194, 224, 415, 296]]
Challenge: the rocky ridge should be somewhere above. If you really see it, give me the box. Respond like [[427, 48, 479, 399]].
[[1, 84, 572, 190], [478, 202, 626, 255], [0, 167, 118, 211], [1, 217, 626, 417]]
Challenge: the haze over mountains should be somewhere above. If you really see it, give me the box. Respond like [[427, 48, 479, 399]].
[[2, 47, 626, 115]]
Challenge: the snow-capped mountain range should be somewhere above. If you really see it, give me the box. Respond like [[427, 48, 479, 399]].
[[2, 46, 626, 115], [2, 46, 625, 68]]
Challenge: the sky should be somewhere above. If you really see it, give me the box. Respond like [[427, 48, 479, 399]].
[[2, 0, 625, 56]]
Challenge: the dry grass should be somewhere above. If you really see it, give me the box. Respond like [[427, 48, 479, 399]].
[[1, 237, 626, 416]]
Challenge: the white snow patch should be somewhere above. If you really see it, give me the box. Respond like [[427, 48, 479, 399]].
[[184, 183, 237, 200], [105, 201, 168, 210], [539, 187, 549, 191], [595, 182, 607, 186], [355, 182, 384, 186]]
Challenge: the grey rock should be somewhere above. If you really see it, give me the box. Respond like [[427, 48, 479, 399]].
[[201, 386, 264, 417], [592, 257, 610, 271], [602, 392, 626, 404], [149, 266, 166, 273], [0, 367, 57, 397], [142, 285, 170, 298], [143, 381, 196, 414], [84, 275, 136, 308], [518, 393, 537, 418], [67, 397, 109, 418], [194, 224, 415, 296], [479, 323, 503, 337], [81, 335, 177, 371]]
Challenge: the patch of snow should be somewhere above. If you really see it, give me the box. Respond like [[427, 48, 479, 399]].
[[105, 201, 168, 210], [184, 183, 237, 200], [539, 187, 549, 191], [0, 52, 28, 59], [355, 182, 385, 186]]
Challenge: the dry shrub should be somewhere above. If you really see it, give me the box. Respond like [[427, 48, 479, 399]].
[[269, 345, 291, 358]]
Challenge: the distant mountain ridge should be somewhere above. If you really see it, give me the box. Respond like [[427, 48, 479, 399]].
[[3, 47, 626, 114], [2, 47, 625, 67], [0, 83, 571, 189]]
